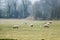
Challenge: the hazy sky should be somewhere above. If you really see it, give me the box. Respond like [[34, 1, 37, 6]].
[[30, 0, 40, 4]]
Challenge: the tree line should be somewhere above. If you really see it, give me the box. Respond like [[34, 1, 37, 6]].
[[0, 0, 60, 20]]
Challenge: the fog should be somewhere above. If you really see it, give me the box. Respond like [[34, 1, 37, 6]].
[[0, 0, 60, 20]]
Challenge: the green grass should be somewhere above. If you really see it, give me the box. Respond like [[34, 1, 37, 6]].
[[0, 19, 60, 40]]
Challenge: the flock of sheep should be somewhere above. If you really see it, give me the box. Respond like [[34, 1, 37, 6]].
[[13, 21, 53, 29], [12, 21, 53, 40]]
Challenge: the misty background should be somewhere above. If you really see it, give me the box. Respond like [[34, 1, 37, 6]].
[[0, 0, 60, 20]]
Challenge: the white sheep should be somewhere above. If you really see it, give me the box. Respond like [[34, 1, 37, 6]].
[[13, 24, 19, 29], [44, 24, 49, 28], [30, 24, 33, 27], [44, 22, 50, 28]]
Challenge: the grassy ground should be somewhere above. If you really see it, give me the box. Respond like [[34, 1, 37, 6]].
[[0, 19, 60, 40]]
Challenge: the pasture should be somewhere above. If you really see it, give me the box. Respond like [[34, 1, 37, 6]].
[[0, 19, 60, 40]]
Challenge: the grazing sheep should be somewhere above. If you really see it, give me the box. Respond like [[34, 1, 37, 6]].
[[30, 24, 33, 27], [13, 24, 19, 29], [44, 22, 50, 28]]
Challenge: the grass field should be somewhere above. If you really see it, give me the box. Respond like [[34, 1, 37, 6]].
[[0, 19, 60, 40]]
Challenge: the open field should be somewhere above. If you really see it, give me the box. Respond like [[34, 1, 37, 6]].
[[0, 19, 60, 40]]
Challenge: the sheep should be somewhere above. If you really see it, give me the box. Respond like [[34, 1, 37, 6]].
[[44, 21, 53, 28], [44, 22, 50, 28], [13, 24, 19, 29], [30, 24, 33, 27], [44, 24, 49, 28]]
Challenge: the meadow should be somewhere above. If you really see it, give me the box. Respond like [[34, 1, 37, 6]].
[[0, 19, 60, 40]]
